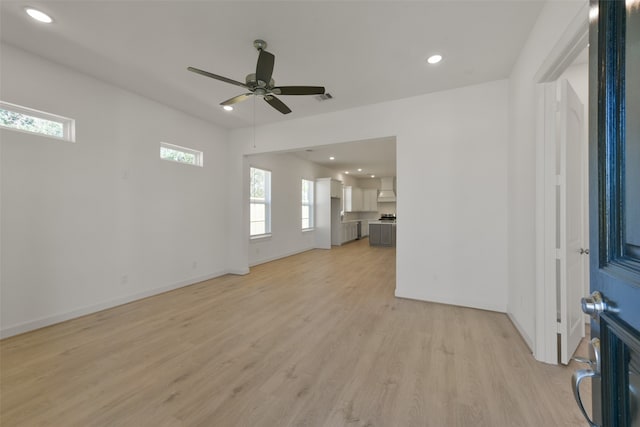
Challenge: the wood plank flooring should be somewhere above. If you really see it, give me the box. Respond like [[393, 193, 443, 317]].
[[1, 239, 591, 426]]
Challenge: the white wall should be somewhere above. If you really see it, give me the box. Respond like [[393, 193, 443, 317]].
[[228, 80, 509, 313], [246, 152, 337, 266], [0, 44, 230, 337], [507, 0, 587, 349]]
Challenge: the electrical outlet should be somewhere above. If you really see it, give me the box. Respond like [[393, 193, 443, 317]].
[[192, 261, 197, 269], [121, 275, 128, 285]]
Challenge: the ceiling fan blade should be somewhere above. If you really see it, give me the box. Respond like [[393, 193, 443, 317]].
[[221, 93, 253, 106], [255, 50, 275, 86], [187, 67, 248, 89], [272, 86, 325, 96], [264, 95, 291, 114]]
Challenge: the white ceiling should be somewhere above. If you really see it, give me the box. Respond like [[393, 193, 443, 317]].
[[0, 1, 545, 131], [290, 136, 397, 178]]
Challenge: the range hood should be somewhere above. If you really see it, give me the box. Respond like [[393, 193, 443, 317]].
[[378, 177, 396, 202]]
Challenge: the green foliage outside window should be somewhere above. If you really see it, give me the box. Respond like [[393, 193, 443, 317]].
[[0, 108, 64, 138], [160, 146, 196, 165], [250, 168, 267, 200]]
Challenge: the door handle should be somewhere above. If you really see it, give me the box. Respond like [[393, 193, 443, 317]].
[[580, 248, 590, 255], [572, 369, 600, 427], [572, 338, 601, 427], [581, 291, 607, 319]]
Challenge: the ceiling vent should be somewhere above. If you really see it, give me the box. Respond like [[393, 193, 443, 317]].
[[315, 93, 333, 101]]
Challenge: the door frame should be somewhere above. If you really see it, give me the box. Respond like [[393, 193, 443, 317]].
[[533, 1, 590, 364]]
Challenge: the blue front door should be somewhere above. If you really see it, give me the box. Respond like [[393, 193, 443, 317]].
[[585, 0, 640, 425]]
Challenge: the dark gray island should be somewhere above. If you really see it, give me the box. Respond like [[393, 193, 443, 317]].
[[368, 221, 396, 247]]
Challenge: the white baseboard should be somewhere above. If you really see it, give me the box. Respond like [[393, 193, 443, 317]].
[[507, 311, 534, 352], [226, 268, 250, 275], [394, 288, 507, 314], [0, 269, 230, 339]]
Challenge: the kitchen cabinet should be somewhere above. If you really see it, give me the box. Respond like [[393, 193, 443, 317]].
[[344, 187, 377, 212], [341, 222, 358, 244], [344, 186, 362, 212], [362, 189, 378, 212]]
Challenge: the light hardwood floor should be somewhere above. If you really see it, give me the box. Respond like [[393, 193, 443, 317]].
[[1, 239, 591, 426]]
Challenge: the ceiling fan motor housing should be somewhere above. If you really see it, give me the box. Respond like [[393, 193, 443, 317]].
[[245, 73, 275, 92], [253, 39, 268, 51]]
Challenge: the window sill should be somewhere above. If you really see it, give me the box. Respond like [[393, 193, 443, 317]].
[[250, 234, 272, 242], [302, 228, 315, 233]]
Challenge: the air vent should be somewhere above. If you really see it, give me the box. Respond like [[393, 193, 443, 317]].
[[315, 93, 333, 101]]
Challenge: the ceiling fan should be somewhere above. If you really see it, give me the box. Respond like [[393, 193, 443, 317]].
[[187, 40, 325, 115]]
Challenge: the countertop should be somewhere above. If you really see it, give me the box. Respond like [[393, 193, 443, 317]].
[[368, 220, 397, 225]]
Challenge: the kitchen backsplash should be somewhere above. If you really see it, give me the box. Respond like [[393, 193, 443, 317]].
[[343, 202, 396, 222]]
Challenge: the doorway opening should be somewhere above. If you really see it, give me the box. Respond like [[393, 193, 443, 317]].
[[533, 2, 590, 364]]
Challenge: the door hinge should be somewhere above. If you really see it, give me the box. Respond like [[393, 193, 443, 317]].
[[556, 321, 562, 333], [555, 174, 563, 186], [555, 248, 562, 259]]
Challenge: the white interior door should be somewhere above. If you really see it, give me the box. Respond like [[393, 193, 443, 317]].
[[559, 79, 586, 365]]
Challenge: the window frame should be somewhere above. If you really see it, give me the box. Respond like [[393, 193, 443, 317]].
[[160, 142, 203, 167], [301, 178, 314, 231], [0, 100, 75, 142], [250, 166, 272, 238]]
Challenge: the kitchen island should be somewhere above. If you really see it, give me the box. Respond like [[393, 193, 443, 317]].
[[368, 221, 396, 247]]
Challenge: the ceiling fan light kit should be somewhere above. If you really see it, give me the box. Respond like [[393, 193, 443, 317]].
[[188, 39, 325, 114]]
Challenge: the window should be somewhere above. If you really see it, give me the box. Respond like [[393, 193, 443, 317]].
[[0, 101, 75, 142], [302, 179, 314, 230], [250, 167, 271, 237], [160, 142, 203, 167]]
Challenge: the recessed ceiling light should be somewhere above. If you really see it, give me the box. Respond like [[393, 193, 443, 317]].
[[357, 168, 362, 172], [371, 175, 375, 178], [25, 8, 53, 23], [427, 54, 443, 65], [223, 105, 233, 111], [329, 156, 335, 160], [345, 171, 349, 174]]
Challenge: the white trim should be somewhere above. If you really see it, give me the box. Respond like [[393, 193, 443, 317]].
[[394, 289, 506, 314], [249, 166, 272, 236], [249, 233, 272, 241], [508, 311, 535, 351], [533, 1, 589, 364], [301, 178, 314, 230], [0, 269, 231, 339]]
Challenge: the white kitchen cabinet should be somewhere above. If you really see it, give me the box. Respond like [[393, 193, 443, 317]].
[[345, 186, 377, 212], [343, 186, 354, 212], [341, 222, 358, 244], [362, 189, 378, 212], [352, 188, 363, 211], [344, 186, 367, 212]]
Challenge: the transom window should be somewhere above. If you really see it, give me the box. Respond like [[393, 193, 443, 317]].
[[0, 101, 75, 142], [250, 167, 271, 237], [160, 142, 203, 167], [302, 179, 314, 230]]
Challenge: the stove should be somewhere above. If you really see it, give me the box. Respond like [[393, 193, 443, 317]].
[[379, 214, 396, 221]]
